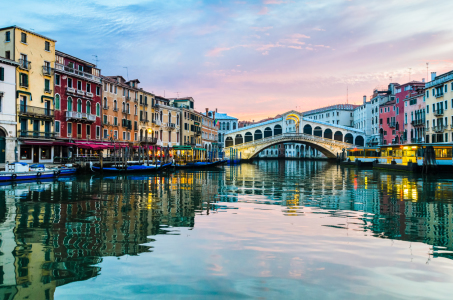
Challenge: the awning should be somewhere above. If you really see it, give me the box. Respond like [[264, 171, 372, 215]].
[[173, 145, 192, 150]]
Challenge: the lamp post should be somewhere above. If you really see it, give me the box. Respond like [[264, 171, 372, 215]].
[[147, 128, 152, 166], [109, 129, 117, 167]]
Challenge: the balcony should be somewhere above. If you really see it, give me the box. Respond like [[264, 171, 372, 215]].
[[42, 65, 53, 76], [432, 125, 446, 133], [435, 93, 444, 98], [113, 107, 118, 112], [126, 96, 131, 101], [388, 122, 396, 128], [139, 137, 157, 144], [18, 130, 54, 139], [55, 63, 101, 84], [67, 87, 76, 93], [195, 130, 201, 136], [18, 104, 54, 118], [66, 111, 96, 122], [103, 105, 109, 110], [412, 137, 423, 143], [144, 102, 148, 107], [86, 92, 93, 97], [411, 119, 425, 126], [152, 119, 162, 126], [134, 98, 138, 103], [167, 122, 176, 130], [44, 88, 52, 94], [122, 109, 130, 115], [434, 109, 444, 117], [19, 59, 31, 71], [76, 90, 85, 96], [77, 134, 83, 139]]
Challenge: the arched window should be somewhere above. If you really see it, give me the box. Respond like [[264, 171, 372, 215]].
[[113, 100, 117, 110], [96, 103, 100, 116], [160, 111, 163, 121], [67, 97, 73, 111], [77, 99, 82, 112], [86, 101, 91, 114], [169, 112, 172, 123], [104, 97, 108, 108], [134, 105, 137, 115], [227, 123, 230, 130], [126, 103, 130, 114], [233, 122, 236, 130], [55, 94, 60, 110], [122, 102, 126, 112], [177, 114, 179, 125]]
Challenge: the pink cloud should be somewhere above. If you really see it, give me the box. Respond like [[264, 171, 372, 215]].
[[288, 45, 303, 49], [264, 0, 292, 4], [206, 47, 236, 57], [258, 7, 268, 15], [292, 33, 310, 39], [251, 26, 273, 32]]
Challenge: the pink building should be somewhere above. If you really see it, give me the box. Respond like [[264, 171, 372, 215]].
[[379, 81, 425, 145], [403, 87, 426, 143]]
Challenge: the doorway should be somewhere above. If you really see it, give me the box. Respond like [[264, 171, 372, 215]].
[[33, 146, 39, 163]]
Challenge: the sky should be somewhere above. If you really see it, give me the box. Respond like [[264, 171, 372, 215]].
[[3, 0, 453, 121]]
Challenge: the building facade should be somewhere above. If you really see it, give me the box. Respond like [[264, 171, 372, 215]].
[[304, 104, 358, 127], [171, 98, 202, 147], [201, 109, 218, 156], [353, 96, 372, 136], [0, 57, 19, 162], [206, 111, 238, 152], [425, 71, 453, 143], [54, 51, 102, 158], [0, 26, 57, 163], [153, 96, 180, 148], [403, 87, 425, 143]]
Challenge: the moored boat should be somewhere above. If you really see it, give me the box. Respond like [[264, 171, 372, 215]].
[[0, 162, 77, 182]]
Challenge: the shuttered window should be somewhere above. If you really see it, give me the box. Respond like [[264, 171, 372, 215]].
[[0, 67, 4, 81]]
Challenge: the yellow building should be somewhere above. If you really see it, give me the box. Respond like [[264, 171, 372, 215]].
[[153, 96, 181, 147], [0, 26, 56, 163], [170, 97, 201, 147]]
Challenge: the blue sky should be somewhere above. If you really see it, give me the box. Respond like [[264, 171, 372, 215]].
[[3, 0, 453, 120]]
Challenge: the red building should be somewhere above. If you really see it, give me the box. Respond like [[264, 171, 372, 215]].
[[54, 51, 104, 158], [379, 81, 424, 145]]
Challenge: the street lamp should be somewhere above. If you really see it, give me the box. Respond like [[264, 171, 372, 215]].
[[146, 128, 153, 165]]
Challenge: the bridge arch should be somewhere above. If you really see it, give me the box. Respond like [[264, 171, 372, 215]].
[[225, 137, 233, 147], [274, 124, 282, 136], [248, 139, 340, 159], [254, 129, 263, 140], [314, 126, 322, 137], [264, 127, 273, 138], [344, 133, 354, 144], [303, 124, 312, 135], [355, 135, 364, 146], [245, 132, 253, 143], [334, 131, 343, 141], [235, 134, 244, 145], [324, 128, 333, 139]]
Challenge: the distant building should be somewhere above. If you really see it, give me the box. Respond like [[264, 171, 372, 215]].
[[201, 108, 218, 155], [403, 87, 425, 143], [204, 110, 238, 152], [303, 104, 359, 127]]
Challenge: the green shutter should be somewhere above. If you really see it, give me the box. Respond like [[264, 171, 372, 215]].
[[45, 79, 50, 91], [24, 74, 28, 87], [0, 67, 4, 81]]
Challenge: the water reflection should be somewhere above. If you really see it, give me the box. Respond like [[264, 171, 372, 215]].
[[0, 161, 453, 299]]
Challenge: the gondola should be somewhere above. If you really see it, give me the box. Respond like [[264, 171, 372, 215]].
[[0, 162, 77, 182], [91, 162, 172, 173]]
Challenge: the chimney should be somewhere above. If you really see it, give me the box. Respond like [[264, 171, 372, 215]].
[[422, 78, 425, 83], [215, 108, 218, 113], [213, 111, 216, 120], [363, 95, 366, 105], [431, 72, 437, 81], [206, 108, 209, 115]]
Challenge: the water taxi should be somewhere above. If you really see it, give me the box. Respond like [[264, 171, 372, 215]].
[[0, 162, 77, 182]]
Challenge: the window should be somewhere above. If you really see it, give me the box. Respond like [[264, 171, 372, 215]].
[[68, 122, 72, 136], [0, 67, 4, 81], [104, 83, 108, 92], [5, 31, 10, 42], [104, 129, 108, 139], [55, 74, 60, 85], [55, 121, 60, 133], [21, 32, 27, 43], [96, 126, 100, 139], [114, 117, 118, 126], [55, 94, 60, 110], [45, 41, 50, 51], [68, 78, 73, 88], [96, 103, 100, 116], [41, 146, 52, 160], [19, 73, 28, 88], [446, 85, 448, 93], [96, 86, 100, 96], [115, 86, 117, 94], [86, 101, 91, 114], [44, 79, 50, 92], [427, 105, 429, 113], [77, 81, 82, 90], [67, 97, 73, 111], [123, 132, 126, 140], [78, 65, 84, 72], [87, 83, 91, 93], [103, 115, 108, 124], [396, 98, 399, 104], [77, 99, 82, 112], [5, 51, 10, 59], [445, 100, 448, 110]]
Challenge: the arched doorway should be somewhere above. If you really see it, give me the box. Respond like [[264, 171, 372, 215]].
[[324, 129, 333, 139], [225, 137, 233, 147], [355, 135, 364, 146], [334, 131, 343, 141], [274, 124, 282, 136], [245, 132, 253, 143], [303, 124, 312, 135], [254, 130, 263, 140], [235, 134, 243, 145], [264, 127, 272, 138], [314, 126, 322, 137], [344, 133, 354, 144]]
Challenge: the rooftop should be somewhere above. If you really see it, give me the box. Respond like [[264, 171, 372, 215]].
[[55, 50, 97, 68], [0, 25, 56, 42], [0, 56, 19, 66], [303, 104, 360, 115]]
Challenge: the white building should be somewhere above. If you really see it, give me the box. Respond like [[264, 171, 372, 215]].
[[205, 110, 238, 151], [303, 104, 358, 127], [368, 85, 396, 145], [353, 96, 372, 136], [259, 144, 280, 158], [0, 57, 19, 163]]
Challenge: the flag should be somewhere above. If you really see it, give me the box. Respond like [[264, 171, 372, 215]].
[[214, 119, 218, 126]]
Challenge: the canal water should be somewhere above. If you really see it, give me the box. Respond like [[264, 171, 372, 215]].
[[1, 160, 453, 299]]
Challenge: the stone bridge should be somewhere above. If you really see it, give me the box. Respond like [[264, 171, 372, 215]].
[[224, 110, 365, 159]]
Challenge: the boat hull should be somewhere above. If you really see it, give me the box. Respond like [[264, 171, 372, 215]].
[[0, 168, 77, 182]]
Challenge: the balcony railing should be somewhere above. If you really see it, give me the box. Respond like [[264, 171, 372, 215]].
[[435, 93, 444, 98], [18, 130, 54, 139], [67, 87, 76, 93], [195, 130, 201, 136], [412, 137, 423, 143], [66, 111, 96, 122], [44, 88, 52, 94], [134, 98, 138, 103], [388, 122, 396, 128], [411, 119, 425, 126], [55, 63, 102, 84], [126, 96, 131, 101], [77, 134, 83, 139], [140, 137, 157, 144], [18, 104, 54, 118], [434, 109, 444, 117], [86, 92, 93, 97], [167, 122, 176, 129], [122, 109, 129, 114], [113, 107, 118, 112], [144, 102, 148, 106], [77, 90, 85, 96], [103, 105, 109, 110], [432, 125, 446, 133], [152, 119, 162, 126], [19, 59, 31, 70], [42, 65, 53, 76]]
